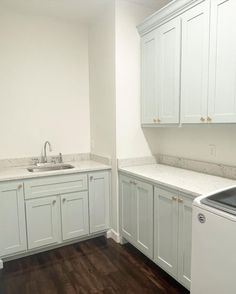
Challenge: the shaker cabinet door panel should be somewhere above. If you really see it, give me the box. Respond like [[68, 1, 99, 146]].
[[178, 195, 193, 290], [157, 18, 181, 124], [26, 196, 60, 250], [135, 180, 153, 259], [141, 31, 158, 124], [120, 175, 136, 243], [61, 191, 89, 241], [154, 187, 178, 277], [208, 0, 236, 122], [0, 182, 27, 257], [89, 172, 110, 234], [181, 1, 210, 123]]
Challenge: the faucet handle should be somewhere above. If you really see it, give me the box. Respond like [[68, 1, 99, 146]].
[[59, 153, 63, 163], [32, 158, 39, 166]]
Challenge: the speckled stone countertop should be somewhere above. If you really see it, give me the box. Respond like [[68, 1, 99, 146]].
[[0, 160, 111, 182], [119, 164, 236, 197]]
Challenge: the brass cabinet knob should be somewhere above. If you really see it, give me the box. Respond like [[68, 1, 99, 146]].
[[157, 118, 161, 123], [200, 117, 205, 122], [178, 198, 184, 203], [18, 184, 23, 190], [207, 116, 212, 122], [172, 196, 177, 201], [153, 118, 157, 123]]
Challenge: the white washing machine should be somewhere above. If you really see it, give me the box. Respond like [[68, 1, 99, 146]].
[[191, 186, 236, 294]]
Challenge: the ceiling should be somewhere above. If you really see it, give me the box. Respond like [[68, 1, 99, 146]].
[[0, 0, 172, 24]]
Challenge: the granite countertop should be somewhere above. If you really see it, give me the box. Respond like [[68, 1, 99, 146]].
[[0, 160, 111, 182], [119, 164, 236, 197]]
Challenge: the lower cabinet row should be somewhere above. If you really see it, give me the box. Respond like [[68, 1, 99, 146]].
[[0, 171, 110, 259], [119, 174, 193, 290]]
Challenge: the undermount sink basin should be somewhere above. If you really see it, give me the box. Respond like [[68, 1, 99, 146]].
[[27, 163, 75, 173]]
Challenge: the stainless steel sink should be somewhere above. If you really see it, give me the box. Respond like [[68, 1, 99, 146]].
[[27, 163, 74, 173]]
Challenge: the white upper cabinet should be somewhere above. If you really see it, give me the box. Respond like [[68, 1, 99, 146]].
[[141, 31, 157, 124], [208, 0, 236, 123], [141, 18, 180, 125], [139, 0, 236, 125], [181, 0, 210, 123], [157, 17, 181, 124]]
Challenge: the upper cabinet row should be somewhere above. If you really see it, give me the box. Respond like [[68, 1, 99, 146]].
[[140, 0, 236, 125]]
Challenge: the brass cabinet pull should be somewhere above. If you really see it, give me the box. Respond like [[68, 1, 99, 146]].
[[207, 116, 212, 122], [153, 118, 157, 123], [18, 184, 23, 190], [157, 118, 161, 123], [172, 196, 177, 201], [178, 198, 184, 203], [200, 117, 205, 122]]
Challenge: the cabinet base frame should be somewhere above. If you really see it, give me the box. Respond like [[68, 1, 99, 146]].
[[1, 231, 108, 264]]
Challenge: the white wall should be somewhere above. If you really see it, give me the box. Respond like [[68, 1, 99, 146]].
[[88, 2, 118, 232], [143, 125, 236, 166], [115, 0, 167, 159], [0, 10, 90, 159], [89, 5, 116, 159]]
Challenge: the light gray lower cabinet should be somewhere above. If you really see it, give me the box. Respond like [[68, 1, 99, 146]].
[[120, 174, 153, 259], [24, 171, 109, 251], [120, 174, 193, 290], [177, 193, 192, 289], [154, 186, 193, 290], [26, 196, 61, 249], [0, 181, 27, 257], [61, 191, 89, 241], [88, 171, 110, 234], [154, 187, 178, 277]]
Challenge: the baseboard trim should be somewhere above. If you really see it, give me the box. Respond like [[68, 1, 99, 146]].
[[0, 259, 3, 269], [106, 229, 121, 243]]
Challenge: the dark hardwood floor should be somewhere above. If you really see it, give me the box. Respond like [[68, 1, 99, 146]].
[[0, 237, 189, 294]]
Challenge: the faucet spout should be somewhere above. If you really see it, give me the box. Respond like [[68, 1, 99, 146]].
[[43, 141, 52, 163]]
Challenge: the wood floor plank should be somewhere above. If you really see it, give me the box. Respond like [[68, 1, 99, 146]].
[[0, 237, 189, 294]]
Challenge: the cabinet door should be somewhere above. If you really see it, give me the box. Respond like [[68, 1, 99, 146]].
[[157, 17, 181, 124], [61, 191, 89, 241], [89, 172, 110, 234], [135, 180, 153, 259], [208, 0, 236, 123], [154, 187, 178, 278], [178, 194, 193, 290], [26, 196, 60, 249], [120, 175, 136, 243], [181, 1, 210, 123], [0, 182, 27, 257], [141, 31, 158, 124]]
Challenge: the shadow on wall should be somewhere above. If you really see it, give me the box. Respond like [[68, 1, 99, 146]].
[[142, 124, 236, 166]]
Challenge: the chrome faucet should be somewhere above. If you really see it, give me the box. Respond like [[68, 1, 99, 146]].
[[43, 141, 52, 163]]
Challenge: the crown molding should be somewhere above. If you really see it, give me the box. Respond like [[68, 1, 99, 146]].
[[137, 0, 203, 36]]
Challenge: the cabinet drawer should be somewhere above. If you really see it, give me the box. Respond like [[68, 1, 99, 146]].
[[24, 173, 88, 200]]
